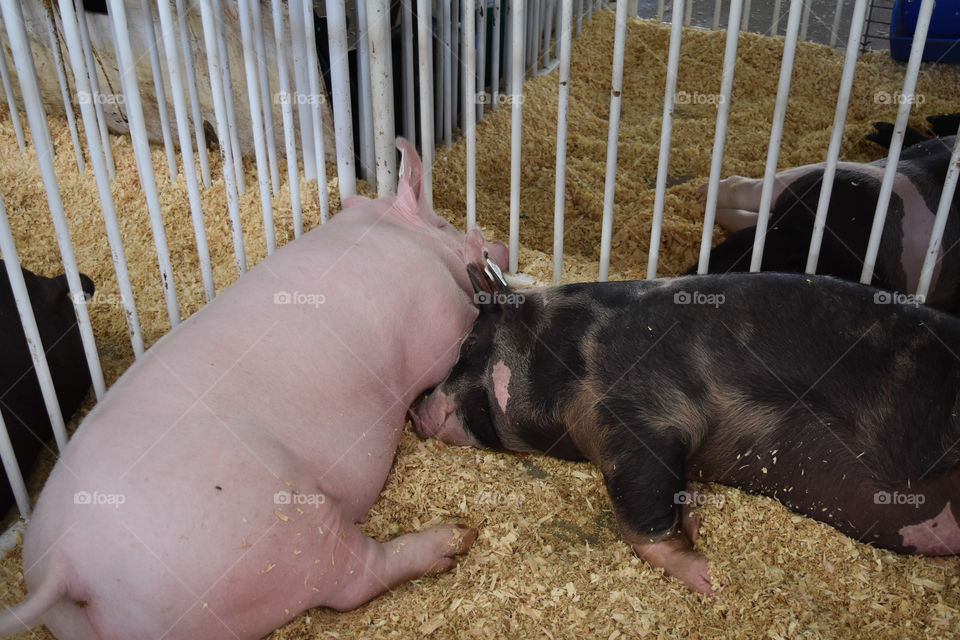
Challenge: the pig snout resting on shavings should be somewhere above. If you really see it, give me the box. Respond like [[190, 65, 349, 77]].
[[413, 243, 960, 594], [0, 139, 506, 640]]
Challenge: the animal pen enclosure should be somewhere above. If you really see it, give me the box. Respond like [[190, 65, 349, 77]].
[[0, 0, 958, 638]]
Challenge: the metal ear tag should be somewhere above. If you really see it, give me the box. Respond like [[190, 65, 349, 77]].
[[482, 249, 508, 288]]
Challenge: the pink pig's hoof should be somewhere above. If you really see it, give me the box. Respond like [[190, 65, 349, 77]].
[[673, 552, 715, 595], [423, 524, 478, 575]]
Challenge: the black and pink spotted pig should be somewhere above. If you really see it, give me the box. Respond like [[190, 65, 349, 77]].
[[411, 237, 960, 594], [693, 115, 960, 312]]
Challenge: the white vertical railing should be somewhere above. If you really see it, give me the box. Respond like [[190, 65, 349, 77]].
[[58, 0, 144, 357], [302, 0, 330, 221], [597, 0, 629, 282], [916, 129, 960, 299], [0, 12, 24, 152], [860, 0, 934, 285], [367, 0, 398, 197], [749, 0, 803, 271], [417, 0, 436, 208], [251, 0, 279, 195], [176, 0, 212, 188], [140, 0, 177, 182], [647, 0, 684, 279], [326, 0, 357, 199], [237, 0, 276, 255], [697, 0, 743, 273], [156, 0, 215, 301], [552, 0, 574, 283], [42, 5, 84, 173], [509, 0, 525, 274], [465, 0, 478, 229], [272, 0, 302, 237], [805, 0, 868, 274]]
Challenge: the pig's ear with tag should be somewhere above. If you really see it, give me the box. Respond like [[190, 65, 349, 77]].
[[465, 231, 512, 313]]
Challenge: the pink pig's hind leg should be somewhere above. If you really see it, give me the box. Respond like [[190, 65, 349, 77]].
[[321, 519, 477, 611]]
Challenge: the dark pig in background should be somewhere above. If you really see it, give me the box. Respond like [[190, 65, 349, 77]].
[[0, 261, 94, 516], [412, 244, 960, 593], [691, 128, 960, 312]]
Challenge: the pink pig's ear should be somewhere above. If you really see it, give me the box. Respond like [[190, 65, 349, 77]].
[[394, 138, 423, 217], [464, 229, 487, 267]]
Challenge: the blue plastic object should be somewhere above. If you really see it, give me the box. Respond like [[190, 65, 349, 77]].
[[889, 0, 960, 62]]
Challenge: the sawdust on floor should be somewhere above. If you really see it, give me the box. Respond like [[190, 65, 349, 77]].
[[0, 9, 959, 639]]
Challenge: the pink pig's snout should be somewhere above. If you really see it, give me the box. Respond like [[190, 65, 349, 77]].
[[409, 391, 475, 447]]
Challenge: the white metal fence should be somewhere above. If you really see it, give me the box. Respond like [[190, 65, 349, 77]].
[[0, 0, 957, 525]]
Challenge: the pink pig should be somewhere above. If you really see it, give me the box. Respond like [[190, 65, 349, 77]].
[[0, 139, 508, 640]]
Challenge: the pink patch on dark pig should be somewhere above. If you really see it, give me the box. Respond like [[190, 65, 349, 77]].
[[898, 502, 960, 555], [492, 360, 511, 413]]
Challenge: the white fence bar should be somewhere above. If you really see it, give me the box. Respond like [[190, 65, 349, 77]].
[[251, 0, 279, 195], [860, 0, 934, 285], [325, 0, 357, 199], [805, 0, 868, 274], [552, 0, 574, 283], [417, 0, 436, 208], [58, 0, 144, 357], [0, 12, 24, 151], [156, 0, 215, 301], [43, 6, 84, 173], [402, 0, 416, 138], [830, 0, 844, 47], [237, 0, 276, 254], [576, 0, 583, 35], [452, 0, 461, 129], [176, 0, 211, 188], [713, 0, 721, 30], [749, 0, 802, 271], [741, 0, 751, 30], [367, 0, 398, 197], [1, 0, 106, 398], [508, 0, 525, 273], [140, 0, 177, 182], [771, 0, 781, 35], [291, 2, 316, 181], [492, 0, 503, 106], [478, 0, 488, 121], [647, 0, 684, 279], [697, 0, 743, 273], [597, 0, 629, 282], [656, 0, 663, 21], [214, 1, 246, 194], [465, 0, 478, 229], [435, 0, 445, 139], [799, 0, 812, 41], [199, 0, 247, 275], [684, 0, 692, 26], [107, 0, 180, 328], [0, 411, 29, 518], [443, 0, 453, 146], [0, 195, 70, 455], [916, 127, 960, 299], [356, 0, 377, 186], [272, 0, 302, 237], [75, 2, 114, 179], [303, 0, 330, 221]]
